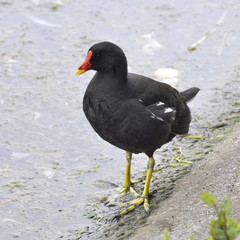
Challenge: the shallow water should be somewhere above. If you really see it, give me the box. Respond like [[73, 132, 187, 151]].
[[0, 0, 240, 239]]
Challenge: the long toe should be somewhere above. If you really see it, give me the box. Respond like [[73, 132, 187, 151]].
[[119, 196, 149, 216], [127, 186, 140, 196], [143, 198, 150, 214], [105, 185, 140, 206]]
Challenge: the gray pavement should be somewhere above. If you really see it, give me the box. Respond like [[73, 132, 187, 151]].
[[130, 122, 240, 240]]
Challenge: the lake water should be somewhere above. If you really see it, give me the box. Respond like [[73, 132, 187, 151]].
[[0, 0, 240, 239]]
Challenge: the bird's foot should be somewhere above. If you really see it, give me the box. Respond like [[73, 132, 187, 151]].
[[119, 185, 139, 196], [119, 196, 149, 216], [105, 185, 140, 206]]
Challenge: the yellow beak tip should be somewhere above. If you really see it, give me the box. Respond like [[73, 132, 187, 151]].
[[75, 69, 85, 76]]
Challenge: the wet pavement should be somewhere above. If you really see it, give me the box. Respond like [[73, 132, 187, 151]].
[[0, 0, 240, 239]]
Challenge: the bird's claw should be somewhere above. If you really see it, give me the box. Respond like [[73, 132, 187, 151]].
[[120, 186, 140, 196], [119, 196, 150, 216], [105, 185, 140, 206]]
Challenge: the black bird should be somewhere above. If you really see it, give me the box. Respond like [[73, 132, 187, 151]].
[[75, 41, 199, 215]]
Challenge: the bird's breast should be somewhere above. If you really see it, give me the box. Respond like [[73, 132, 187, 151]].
[[83, 93, 173, 153]]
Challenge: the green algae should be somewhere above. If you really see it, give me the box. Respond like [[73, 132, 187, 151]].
[[4, 180, 26, 189]]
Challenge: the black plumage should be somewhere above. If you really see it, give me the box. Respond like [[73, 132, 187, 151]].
[[75, 41, 199, 215]]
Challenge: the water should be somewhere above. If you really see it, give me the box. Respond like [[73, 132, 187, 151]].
[[0, 0, 240, 239]]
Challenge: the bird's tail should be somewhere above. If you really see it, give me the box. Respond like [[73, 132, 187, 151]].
[[171, 87, 200, 135], [180, 87, 200, 103]]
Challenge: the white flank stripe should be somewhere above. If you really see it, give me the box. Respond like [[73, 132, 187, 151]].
[[157, 102, 164, 106], [164, 108, 173, 113]]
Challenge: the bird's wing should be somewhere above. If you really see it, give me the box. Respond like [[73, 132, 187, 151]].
[[127, 73, 181, 107], [127, 73, 197, 136], [146, 101, 176, 124]]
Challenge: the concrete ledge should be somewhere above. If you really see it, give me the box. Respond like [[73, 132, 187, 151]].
[[130, 122, 240, 240]]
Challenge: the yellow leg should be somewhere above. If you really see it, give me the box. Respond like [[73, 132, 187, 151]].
[[120, 157, 155, 216], [105, 152, 138, 205], [142, 157, 155, 197], [118, 152, 139, 196], [121, 151, 132, 190]]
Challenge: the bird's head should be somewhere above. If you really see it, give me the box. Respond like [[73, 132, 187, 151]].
[[75, 41, 127, 77]]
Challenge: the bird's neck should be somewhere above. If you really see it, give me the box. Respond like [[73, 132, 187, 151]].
[[112, 64, 128, 83], [96, 64, 128, 84]]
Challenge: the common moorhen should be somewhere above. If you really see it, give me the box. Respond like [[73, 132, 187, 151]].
[[75, 41, 199, 216]]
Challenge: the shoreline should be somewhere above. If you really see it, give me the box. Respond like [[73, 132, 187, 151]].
[[129, 121, 240, 240]]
